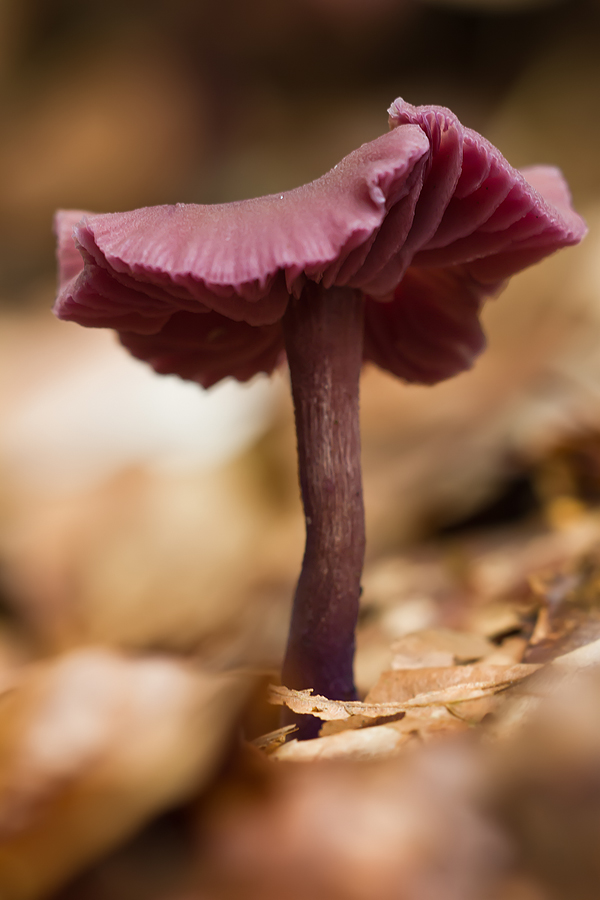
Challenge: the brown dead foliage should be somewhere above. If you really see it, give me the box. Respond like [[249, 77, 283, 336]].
[[192, 743, 507, 900], [0, 649, 251, 900]]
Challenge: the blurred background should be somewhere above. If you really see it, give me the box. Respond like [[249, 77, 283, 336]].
[[1, 0, 600, 898]]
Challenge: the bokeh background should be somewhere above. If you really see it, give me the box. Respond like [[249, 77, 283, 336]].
[[1, 1, 600, 898]]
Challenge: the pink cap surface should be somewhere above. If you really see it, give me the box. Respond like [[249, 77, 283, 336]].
[[54, 99, 586, 387]]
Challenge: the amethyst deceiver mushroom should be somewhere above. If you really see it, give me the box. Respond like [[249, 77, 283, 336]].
[[54, 99, 586, 732]]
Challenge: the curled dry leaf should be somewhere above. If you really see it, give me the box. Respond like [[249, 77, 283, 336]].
[[269, 685, 407, 721], [270, 663, 539, 722], [0, 648, 251, 900]]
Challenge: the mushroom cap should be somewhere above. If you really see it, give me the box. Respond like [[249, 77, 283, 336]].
[[54, 99, 586, 388]]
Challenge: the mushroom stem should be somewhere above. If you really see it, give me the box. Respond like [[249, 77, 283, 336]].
[[282, 283, 366, 736]]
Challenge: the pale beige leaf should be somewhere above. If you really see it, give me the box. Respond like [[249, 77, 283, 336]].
[[551, 637, 600, 669], [0, 648, 251, 900], [391, 628, 493, 670], [195, 742, 506, 900], [272, 724, 414, 763]]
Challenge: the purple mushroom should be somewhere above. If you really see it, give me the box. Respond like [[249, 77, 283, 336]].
[[54, 99, 585, 736]]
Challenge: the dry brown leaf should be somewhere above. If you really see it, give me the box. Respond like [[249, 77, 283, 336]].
[[365, 663, 539, 728], [481, 636, 528, 666], [270, 663, 539, 722], [1, 459, 291, 660], [0, 314, 295, 667], [268, 685, 409, 720], [353, 625, 394, 696], [319, 705, 465, 737], [276, 705, 472, 761], [469, 516, 600, 602], [390, 628, 493, 669], [360, 555, 450, 616], [0, 648, 251, 900], [466, 602, 527, 640], [367, 663, 539, 705]]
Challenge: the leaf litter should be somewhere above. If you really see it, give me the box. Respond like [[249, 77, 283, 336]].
[[4, 491, 600, 898]]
